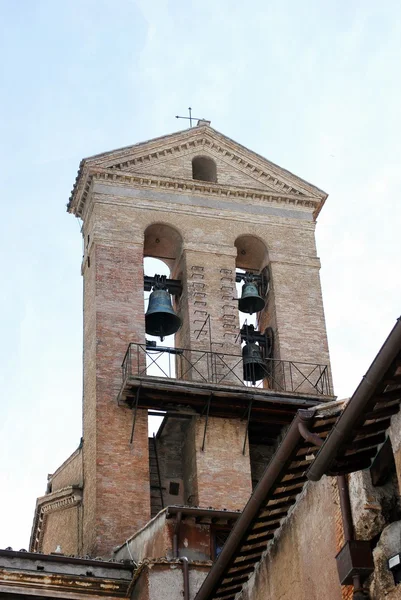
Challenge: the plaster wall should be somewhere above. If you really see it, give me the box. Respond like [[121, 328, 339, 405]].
[[148, 562, 209, 600], [390, 410, 401, 493], [115, 511, 212, 563], [131, 568, 149, 600], [115, 511, 170, 563], [238, 477, 341, 600]]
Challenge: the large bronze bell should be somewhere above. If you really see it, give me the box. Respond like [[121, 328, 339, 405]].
[[238, 281, 265, 315], [242, 342, 266, 383], [145, 288, 182, 341]]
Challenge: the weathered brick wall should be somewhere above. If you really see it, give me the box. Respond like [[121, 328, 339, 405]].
[[249, 444, 275, 487], [155, 418, 186, 510], [125, 149, 271, 191], [86, 188, 330, 371], [193, 416, 252, 511], [41, 505, 80, 555], [183, 418, 199, 505], [81, 238, 150, 556], [70, 127, 332, 558], [50, 448, 82, 492], [77, 187, 331, 554]]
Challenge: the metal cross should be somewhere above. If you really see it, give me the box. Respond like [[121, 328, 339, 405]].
[[175, 107, 203, 127]]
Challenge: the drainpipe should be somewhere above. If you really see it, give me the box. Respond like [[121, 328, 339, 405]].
[[181, 556, 190, 600], [173, 513, 189, 599], [337, 475, 369, 600], [173, 511, 182, 558]]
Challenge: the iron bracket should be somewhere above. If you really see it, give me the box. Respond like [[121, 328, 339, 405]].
[[144, 274, 182, 295], [201, 394, 213, 451], [129, 386, 141, 445], [243, 401, 253, 455]]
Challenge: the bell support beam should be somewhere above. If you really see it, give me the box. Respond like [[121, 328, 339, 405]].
[[144, 274, 182, 295]]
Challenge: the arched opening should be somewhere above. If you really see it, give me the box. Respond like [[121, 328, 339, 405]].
[[192, 156, 217, 183], [143, 224, 184, 439], [144, 223, 182, 273], [234, 235, 272, 388], [235, 235, 269, 331], [235, 235, 268, 272]]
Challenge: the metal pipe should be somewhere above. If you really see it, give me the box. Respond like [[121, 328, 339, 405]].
[[307, 317, 401, 482], [152, 434, 164, 509], [298, 421, 324, 447], [173, 511, 182, 558], [181, 557, 189, 600], [352, 574, 367, 599], [337, 475, 369, 599], [337, 475, 353, 542], [194, 409, 315, 600]]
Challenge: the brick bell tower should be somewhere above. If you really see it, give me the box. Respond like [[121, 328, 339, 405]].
[[30, 121, 333, 559]]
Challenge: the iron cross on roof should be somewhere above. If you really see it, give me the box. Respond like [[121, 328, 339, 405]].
[[175, 107, 204, 127]]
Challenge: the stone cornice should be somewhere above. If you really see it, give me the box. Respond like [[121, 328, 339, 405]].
[[30, 487, 83, 554], [0, 569, 130, 598], [68, 126, 327, 220], [74, 168, 323, 223]]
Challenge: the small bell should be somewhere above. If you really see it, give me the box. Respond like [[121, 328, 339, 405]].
[[242, 342, 266, 384], [238, 281, 265, 314], [145, 288, 181, 341]]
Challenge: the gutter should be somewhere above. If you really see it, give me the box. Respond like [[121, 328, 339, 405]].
[[307, 317, 401, 482], [166, 506, 241, 521], [0, 549, 133, 571], [194, 409, 315, 600]]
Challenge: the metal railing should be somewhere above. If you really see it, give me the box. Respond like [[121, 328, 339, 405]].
[[121, 343, 332, 396]]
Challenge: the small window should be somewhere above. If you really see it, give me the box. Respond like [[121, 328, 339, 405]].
[[192, 156, 217, 183], [169, 481, 180, 496], [212, 528, 231, 559]]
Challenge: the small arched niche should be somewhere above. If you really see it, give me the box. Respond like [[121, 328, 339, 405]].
[[192, 156, 217, 183], [235, 235, 268, 272], [144, 223, 183, 271]]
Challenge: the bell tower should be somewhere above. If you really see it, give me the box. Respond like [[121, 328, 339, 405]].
[[35, 121, 332, 558]]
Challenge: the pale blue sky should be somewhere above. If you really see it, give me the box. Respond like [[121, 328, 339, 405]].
[[0, 0, 400, 549]]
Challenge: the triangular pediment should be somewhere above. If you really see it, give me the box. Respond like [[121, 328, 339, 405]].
[[69, 125, 327, 216]]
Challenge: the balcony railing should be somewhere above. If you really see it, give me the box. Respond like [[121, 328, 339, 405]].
[[121, 343, 332, 396]]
